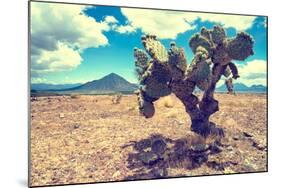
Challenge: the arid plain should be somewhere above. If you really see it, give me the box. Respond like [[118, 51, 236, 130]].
[[30, 93, 267, 186]]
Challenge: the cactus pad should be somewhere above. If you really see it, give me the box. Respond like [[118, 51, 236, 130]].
[[134, 48, 149, 68], [168, 42, 187, 73], [189, 34, 212, 55], [142, 35, 168, 62], [226, 32, 254, 61], [211, 25, 226, 44]]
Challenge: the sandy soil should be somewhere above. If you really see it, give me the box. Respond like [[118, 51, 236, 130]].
[[30, 93, 267, 186]]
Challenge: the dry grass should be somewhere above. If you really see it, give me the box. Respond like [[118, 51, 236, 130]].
[[162, 95, 174, 108], [165, 110, 178, 118]]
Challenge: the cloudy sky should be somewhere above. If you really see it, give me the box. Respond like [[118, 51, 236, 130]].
[[30, 1, 267, 86]]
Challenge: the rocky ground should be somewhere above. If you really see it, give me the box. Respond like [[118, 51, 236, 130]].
[[30, 93, 267, 186]]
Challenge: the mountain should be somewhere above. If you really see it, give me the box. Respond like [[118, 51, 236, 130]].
[[31, 83, 82, 91], [250, 84, 267, 92], [216, 83, 267, 93], [63, 73, 138, 93]]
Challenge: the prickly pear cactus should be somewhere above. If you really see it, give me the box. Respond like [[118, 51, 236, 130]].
[[133, 26, 254, 136], [134, 48, 149, 81], [225, 78, 234, 94], [168, 41, 187, 80], [142, 35, 168, 62]]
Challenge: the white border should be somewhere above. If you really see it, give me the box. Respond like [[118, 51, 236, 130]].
[[1, 0, 279, 188]]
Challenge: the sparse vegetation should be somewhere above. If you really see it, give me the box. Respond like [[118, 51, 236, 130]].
[[30, 93, 267, 186], [70, 94, 81, 99], [165, 111, 178, 118], [112, 93, 122, 104], [162, 96, 174, 108]]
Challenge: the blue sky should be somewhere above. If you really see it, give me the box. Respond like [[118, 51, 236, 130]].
[[30, 2, 267, 86]]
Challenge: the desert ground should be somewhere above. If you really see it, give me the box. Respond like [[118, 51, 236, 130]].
[[30, 93, 267, 186]]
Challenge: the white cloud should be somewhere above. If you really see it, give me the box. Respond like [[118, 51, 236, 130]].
[[237, 59, 267, 86], [104, 15, 118, 24], [215, 60, 266, 88], [31, 42, 82, 73], [196, 13, 256, 31], [119, 8, 256, 39], [31, 77, 48, 84], [116, 25, 136, 34], [120, 8, 196, 39], [31, 2, 112, 75]]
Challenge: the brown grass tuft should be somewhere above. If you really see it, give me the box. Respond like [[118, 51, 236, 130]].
[[70, 94, 80, 99], [162, 96, 174, 108]]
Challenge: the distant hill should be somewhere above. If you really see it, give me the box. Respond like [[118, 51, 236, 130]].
[[32, 74, 266, 95], [68, 73, 138, 93], [31, 83, 82, 91], [216, 83, 267, 93], [32, 73, 138, 94]]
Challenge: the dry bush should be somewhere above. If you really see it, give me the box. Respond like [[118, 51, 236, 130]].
[[162, 96, 174, 108], [165, 110, 178, 118], [70, 94, 80, 99], [127, 105, 138, 112], [112, 93, 122, 104]]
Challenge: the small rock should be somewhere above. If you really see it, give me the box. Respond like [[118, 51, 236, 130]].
[[190, 153, 208, 166], [209, 143, 222, 154], [150, 168, 168, 178], [59, 113, 64, 118], [207, 161, 225, 171], [134, 139, 151, 151], [138, 151, 159, 165], [151, 139, 167, 155], [243, 132, 253, 137], [191, 144, 209, 153], [226, 145, 234, 151], [73, 124, 80, 129], [232, 134, 243, 141], [252, 141, 266, 151]]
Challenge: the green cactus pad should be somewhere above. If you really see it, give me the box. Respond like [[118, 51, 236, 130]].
[[228, 62, 239, 79], [223, 65, 232, 78], [189, 34, 212, 55], [211, 25, 226, 44], [142, 35, 168, 62], [226, 32, 254, 61], [186, 48, 211, 83], [168, 45, 187, 73], [134, 48, 149, 68], [200, 27, 211, 40], [138, 96, 155, 118]]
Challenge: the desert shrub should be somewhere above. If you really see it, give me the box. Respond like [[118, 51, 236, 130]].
[[127, 105, 138, 112], [165, 111, 178, 118], [112, 93, 122, 104], [163, 96, 174, 108], [70, 94, 80, 99]]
